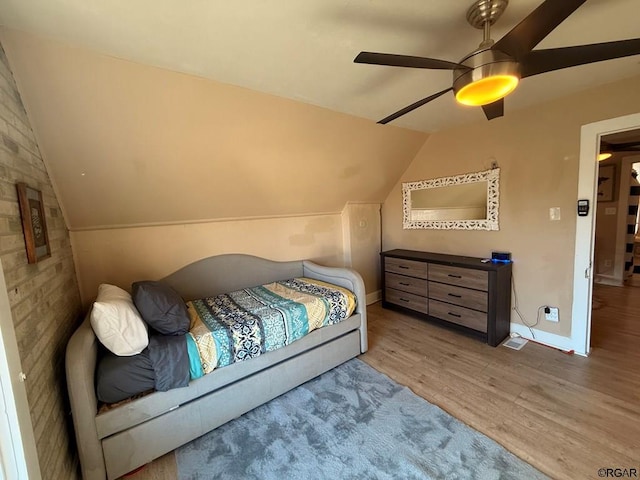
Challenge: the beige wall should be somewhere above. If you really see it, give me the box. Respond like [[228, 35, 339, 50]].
[[0, 43, 81, 479], [1, 28, 428, 307], [0, 28, 427, 230], [71, 213, 344, 305], [72, 205, 385, 306], [341, 202, 382, 300], [382, 74, 640, 338]]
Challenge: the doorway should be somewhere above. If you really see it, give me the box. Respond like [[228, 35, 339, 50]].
[[593, 140, 640, 286], [572, 112, 640, 356], [592, 138, 640, 351]]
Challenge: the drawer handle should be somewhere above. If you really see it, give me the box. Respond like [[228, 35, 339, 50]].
[[448, 274, 462, 279], [447, 293, 462, 298], [399, 282, 410, 286], [448, 312, 462, 318], [398, 265, 409, 269], [399, 298, 410, 302]]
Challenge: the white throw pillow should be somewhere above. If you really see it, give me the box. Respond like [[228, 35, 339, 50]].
[[90, 284, 149, 356]]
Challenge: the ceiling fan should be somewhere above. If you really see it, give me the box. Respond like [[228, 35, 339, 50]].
[[354, 0, 640, 124]]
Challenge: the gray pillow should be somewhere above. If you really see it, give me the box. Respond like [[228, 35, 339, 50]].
[[96, 348, 155, 403], [132, 281, 190, 335]]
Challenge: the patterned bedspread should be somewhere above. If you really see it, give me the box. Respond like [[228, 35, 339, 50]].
[[185, 278, 357, 379]]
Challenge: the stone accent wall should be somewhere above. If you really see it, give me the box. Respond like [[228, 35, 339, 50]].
[[0, 43, 82, 478]]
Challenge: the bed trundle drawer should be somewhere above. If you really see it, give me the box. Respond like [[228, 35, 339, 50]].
[[96, 315, 363, 439], [101, 330, 361, 480], [385, 288, 428, 314]]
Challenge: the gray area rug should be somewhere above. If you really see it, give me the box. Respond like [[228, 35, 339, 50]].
[[176, 358, 546, 479]]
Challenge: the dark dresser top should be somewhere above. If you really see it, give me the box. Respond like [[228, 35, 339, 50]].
[[381, 249, 511, 272]]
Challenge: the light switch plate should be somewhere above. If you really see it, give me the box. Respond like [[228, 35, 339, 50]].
[[549, 207, 561, 221]]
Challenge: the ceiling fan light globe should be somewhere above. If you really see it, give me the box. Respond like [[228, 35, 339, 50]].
[[455, 75, 519, 106], [453, 49, 520, 107]]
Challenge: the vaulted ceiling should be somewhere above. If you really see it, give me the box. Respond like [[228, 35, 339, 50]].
[[1, 0, 639, 133], [1, 1, 639, 231], [0, 29, 428, 230]]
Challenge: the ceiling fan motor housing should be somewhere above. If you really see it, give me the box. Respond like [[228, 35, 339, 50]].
[[453, 48, 520, 106]]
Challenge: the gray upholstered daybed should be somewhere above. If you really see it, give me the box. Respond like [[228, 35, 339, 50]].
[[66, 254, 368, 480]]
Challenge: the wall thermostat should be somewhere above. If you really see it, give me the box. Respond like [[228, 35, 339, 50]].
[[577, 199, 589, 216]]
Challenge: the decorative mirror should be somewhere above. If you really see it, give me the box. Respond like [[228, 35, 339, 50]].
[[402, 168, 500, 230]]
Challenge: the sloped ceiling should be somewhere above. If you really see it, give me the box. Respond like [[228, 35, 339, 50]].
[[2, 1, 639, 231], [0, 0, 639, 132], [1, 29, 428, 230]]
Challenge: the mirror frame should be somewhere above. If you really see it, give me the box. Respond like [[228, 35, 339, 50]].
[[402, 168, 500, 230]]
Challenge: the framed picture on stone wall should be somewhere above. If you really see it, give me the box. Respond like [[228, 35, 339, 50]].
[[16, 182, 51, 264]]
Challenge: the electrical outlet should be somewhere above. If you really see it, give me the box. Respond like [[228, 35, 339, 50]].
[[545, 307, 559, 322]]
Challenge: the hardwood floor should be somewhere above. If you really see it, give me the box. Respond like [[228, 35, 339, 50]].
[[125, 283, 640, 479]]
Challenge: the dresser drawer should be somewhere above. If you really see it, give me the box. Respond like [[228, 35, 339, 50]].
[[429, 299, 488, 333], [429, 264, 488, 291], [428, 281, 488, 312], [385, 288, 428, 314], [385, 257, 428, 279], [385, 272, 427, 297]]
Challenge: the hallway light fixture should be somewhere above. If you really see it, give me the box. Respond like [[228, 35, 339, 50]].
[[598, 141, 612, 161]]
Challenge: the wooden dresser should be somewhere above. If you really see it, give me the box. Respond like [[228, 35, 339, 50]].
[[381, 249, 512, 346]]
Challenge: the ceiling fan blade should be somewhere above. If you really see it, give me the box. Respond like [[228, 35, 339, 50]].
[[492, 0, 587, 60], [378, 88, 453, 125], [521, 38, 640, 78], [355, 52, 469, 70], [613, 142, 640, 151], [603, 140, 640, 152], [481, 99, 504, 121]]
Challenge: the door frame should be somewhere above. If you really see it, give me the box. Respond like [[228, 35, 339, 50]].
[[571, 112, 640, 356], [0, 259, 41, 479]]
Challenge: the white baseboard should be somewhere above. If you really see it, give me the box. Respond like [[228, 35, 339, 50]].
[[509, 323, 585, 356], [366, 290, 381, 305]]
